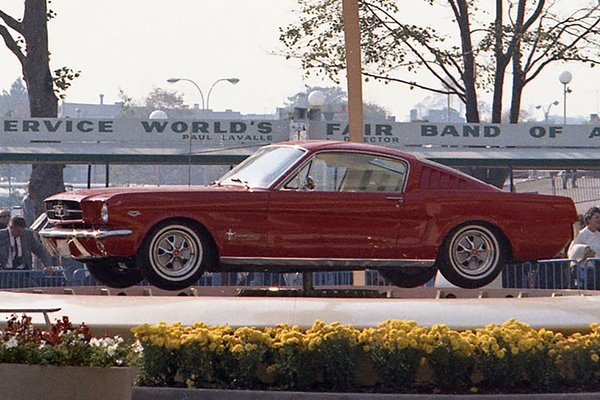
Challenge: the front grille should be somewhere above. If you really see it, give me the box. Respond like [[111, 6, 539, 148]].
[[45, 200, 83, 221]]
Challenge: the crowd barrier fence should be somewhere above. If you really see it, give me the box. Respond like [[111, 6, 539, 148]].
[[1, 260, 600, 290]]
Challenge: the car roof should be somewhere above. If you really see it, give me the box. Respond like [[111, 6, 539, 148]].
[[276, 140, 421, 162], [274, 140, 498, 190]]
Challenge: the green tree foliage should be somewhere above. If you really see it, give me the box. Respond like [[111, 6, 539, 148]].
[[144, 88, 185, 110], [0, 78, 29, 117], [116, 88, 191, 119]]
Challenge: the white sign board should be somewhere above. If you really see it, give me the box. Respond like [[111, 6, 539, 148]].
[[309, 121, 600, 148], [0, 118, 289, 149]]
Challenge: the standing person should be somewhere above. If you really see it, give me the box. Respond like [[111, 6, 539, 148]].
[[0, 216, 52, 270], [562, 169, 578, 189], [568, 207, 600, 290], [21, 193, 36, 227], [568, 207, 600, 261], [0, 210, 11, 229]]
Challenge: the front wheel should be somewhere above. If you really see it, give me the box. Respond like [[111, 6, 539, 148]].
[[136, 221, 215, 291], [438, 224, 506, 289], [85, 259, 143, 288]]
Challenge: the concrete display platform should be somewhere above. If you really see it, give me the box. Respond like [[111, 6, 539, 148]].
[[131, 387, 600, 400], [1, 290, 599, 337], [132, 387, 600, 400]]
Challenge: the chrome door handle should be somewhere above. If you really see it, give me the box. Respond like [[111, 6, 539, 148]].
[[385, 196, 404, 207]]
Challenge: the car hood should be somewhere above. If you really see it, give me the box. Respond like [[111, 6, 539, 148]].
[[45, 185, 253, 203]]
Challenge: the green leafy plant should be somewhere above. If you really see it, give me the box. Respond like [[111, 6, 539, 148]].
[[362, 320, 425, 390], [132, 319, 600, 393], [0, 314, 135, 368]]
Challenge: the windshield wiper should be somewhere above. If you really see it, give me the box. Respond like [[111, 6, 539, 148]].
[[210, 180, 221, 186], [229, 178, 250, 188]]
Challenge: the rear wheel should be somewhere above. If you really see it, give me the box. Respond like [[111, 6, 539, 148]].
[[85, 259, 143, 288], [438, 224, 506, 288], [378, 267, 437, 288], [136, 221, 215, 291]]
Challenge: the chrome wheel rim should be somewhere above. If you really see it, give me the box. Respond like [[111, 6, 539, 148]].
[[149, 225, 202, 281], [450, 227, 498, 278]]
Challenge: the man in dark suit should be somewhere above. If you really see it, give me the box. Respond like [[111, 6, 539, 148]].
[[0, 210, 10, 229], [0, 216, 51, 270]]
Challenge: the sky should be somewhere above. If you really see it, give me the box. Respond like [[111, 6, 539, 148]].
[[0, 0, 598, 122]]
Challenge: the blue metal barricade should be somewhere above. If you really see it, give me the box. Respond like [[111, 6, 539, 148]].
[[0, 269, 66, 289], [532, 259, 575, 289], [502, 262, 535, 288], [365, 270, 389, 286], [69, 268, 98, 286], [0, 270, 33, 288], [312, 271, 353, 286], [2, 262, 596, 291], [32, 269, 67, 287], [579, 258, 600, 290]]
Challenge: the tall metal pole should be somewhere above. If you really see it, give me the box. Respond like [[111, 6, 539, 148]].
[[342, 0, 364, 143], [559, 71, 572, 125], [167, 78, 205, 109], [206, 78, 239, 110], [563, 83, 567, 125]]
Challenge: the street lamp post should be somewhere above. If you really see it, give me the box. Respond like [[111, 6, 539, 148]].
[[167, 77, 205, 110], [559, 71, 573, 125], [535, 100, 559, 124], [206, 78, 240, 110], [167, 77, 240, 186], [167, 78, 205, 186]]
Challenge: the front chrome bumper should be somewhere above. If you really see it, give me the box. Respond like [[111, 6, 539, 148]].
[[39, 229, 132, 240], [39, 228, 133, 259]]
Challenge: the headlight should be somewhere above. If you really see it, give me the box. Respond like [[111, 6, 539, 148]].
[[101, 203, 109, 223]]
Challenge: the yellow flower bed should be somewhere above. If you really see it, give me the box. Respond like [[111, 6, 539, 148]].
[[132, 319, 600, 392]]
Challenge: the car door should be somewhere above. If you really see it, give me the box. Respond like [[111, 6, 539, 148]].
[[267, 151, 408, 261]]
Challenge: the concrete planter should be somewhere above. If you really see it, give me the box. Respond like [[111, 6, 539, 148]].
[[0, 363, 135, 400]]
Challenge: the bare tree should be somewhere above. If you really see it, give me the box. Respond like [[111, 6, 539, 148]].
[[0, 0, 79, 215], [280, 0, 599, 187], [507, 1, 600, 122], [280, 0, 600, 124]]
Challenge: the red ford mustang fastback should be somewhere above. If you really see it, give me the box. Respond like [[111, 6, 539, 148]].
[[40, 140, 577, 291]]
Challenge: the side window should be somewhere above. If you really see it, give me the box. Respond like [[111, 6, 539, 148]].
[[282, 156, 347, 192], [283, 162, 312, 190], [282, 152, 407, 193], [309, 157, 345, 191], [363, 157, 407, 192], [330, 153, 407, 193]]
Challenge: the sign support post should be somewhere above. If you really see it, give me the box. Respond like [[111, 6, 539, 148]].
[[342, 0, 364, 144], [342, 0, 366, 286]]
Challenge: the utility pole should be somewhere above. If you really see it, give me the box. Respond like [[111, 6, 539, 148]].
[[342, 0, 364, 143]]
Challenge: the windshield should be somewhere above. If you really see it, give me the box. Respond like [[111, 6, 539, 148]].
[[218, 145, 306, 188]]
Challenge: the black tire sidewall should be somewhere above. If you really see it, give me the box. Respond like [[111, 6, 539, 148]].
[[136, 221, 210, 290], [439, 224, 505, 289], [85, 260, 143, 288], [378, 268, 437, 288]]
